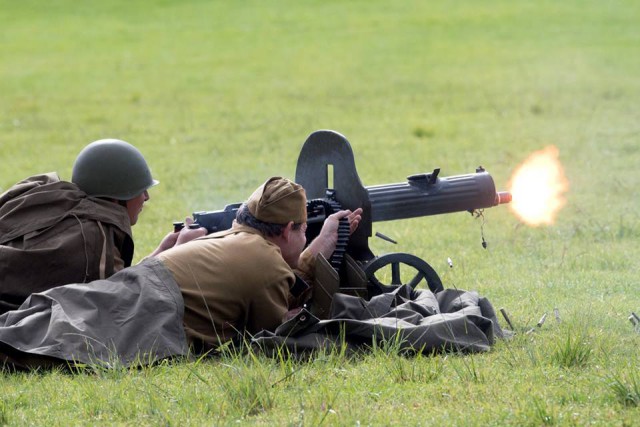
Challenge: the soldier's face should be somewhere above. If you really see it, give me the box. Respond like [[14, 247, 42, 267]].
[[282, 222, 307, 268], [126, 190, 149, 225], [291, 222, 307, 257]]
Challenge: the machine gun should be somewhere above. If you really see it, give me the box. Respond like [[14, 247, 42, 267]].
[[179, 130, 511, 299]]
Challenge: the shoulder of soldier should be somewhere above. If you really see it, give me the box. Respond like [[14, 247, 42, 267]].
[[1, 172, 63, 202]]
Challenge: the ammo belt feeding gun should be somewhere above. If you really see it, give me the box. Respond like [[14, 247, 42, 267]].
[[178, 130, 511, 297]]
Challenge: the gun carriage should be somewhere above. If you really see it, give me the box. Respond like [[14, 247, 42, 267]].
[[185, 130, 511, 301]]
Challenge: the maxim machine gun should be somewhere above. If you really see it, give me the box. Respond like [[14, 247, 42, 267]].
[[185, 130, 511, 302]]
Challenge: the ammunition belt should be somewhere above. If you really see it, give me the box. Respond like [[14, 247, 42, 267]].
[[306, 198, 350, 272]]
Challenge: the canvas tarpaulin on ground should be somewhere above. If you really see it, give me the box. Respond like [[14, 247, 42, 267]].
[[0, 258, 188, 369], [0, 260, 505, 370], [252, 284, 506, 355]]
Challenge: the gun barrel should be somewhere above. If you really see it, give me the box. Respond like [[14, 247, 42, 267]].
[[496, 191, 512, 205], [367, 171, 508, 222]]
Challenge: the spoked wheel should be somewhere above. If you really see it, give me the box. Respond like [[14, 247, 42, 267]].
[[362, 252, 444, 294]]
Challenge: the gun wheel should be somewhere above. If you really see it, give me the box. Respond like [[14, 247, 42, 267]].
[[363, 253, 444, 294]]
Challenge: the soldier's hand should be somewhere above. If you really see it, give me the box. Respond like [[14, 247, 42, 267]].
[[148, 217, 207, 258], [346, 207, 363, 234], [176, 217, 207, 245], [324, 208, 363, 236], [310, 208, 363, 260]]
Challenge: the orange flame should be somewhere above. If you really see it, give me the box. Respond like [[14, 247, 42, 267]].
[[508, 145, 569, 226]]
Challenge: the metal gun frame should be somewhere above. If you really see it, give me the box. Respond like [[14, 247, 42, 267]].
[[294, 130, 511, 297]]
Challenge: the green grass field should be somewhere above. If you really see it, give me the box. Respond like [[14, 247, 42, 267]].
[[1, 0, 639, 425]]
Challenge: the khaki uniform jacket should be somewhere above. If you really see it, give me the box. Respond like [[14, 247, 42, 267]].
[[0, 173, 134, 314], [158, 223, 314, 352]]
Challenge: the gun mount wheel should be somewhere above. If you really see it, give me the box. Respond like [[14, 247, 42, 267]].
[[362, 253, 444, 294]]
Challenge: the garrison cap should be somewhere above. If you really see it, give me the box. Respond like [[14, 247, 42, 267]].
[[247, 177, 307, 224]]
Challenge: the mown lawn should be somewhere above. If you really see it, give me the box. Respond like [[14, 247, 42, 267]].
[[1, 1, 639, 425]]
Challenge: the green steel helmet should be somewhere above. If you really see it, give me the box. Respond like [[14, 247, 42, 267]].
[[71, 139, 159, 200]]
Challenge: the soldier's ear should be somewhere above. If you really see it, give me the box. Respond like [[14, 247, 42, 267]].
[[281, 221, 295, 243]]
